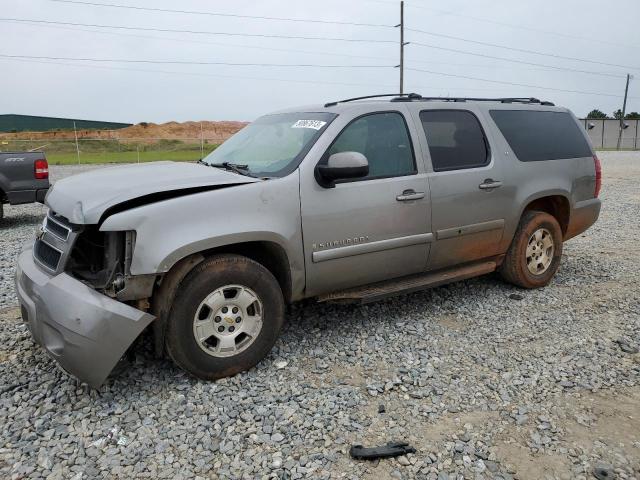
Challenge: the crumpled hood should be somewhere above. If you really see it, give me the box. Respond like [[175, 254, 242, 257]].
[[46, 161, 260, 224]]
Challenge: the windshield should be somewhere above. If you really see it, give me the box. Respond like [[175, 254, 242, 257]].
[[202, 112, 336, 177]]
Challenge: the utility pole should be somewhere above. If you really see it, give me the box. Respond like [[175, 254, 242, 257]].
[[396, 1, 408, 95], [617, 73, 632, 150]]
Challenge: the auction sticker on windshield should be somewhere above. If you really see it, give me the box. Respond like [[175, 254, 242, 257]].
[[291, 120, 327, 130]]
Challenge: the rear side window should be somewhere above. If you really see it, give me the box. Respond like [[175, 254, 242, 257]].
[[419, 110, 489, 171], [490, 110, 592, 161]]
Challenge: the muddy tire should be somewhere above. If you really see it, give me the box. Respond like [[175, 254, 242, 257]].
[[165, 254, 284, 381], [499, 210, 563, 289]]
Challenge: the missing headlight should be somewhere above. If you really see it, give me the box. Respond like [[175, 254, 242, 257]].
[[67, 229, 134, 293]]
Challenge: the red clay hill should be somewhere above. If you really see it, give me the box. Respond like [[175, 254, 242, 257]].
[[0, 121, 248, 143]]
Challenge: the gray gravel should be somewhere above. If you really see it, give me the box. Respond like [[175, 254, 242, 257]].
[[1, 153, 639, 480]]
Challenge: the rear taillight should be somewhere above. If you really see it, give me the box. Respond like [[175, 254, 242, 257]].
[[34, 159, 49, 180], [593, 155, 602, 198]]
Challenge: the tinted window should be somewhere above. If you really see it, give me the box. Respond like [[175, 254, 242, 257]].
[[490, 110, 592, 161], [327, 112, 415, 179], [419, 110, 489, 171]]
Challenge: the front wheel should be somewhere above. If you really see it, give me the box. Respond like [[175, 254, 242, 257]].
[[165, 254, 285, 380], [499, 210, 563, 288]]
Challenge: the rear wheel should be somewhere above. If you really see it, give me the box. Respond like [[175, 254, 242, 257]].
[[165, 254, 284, 380], [499, 211, 563, 288]]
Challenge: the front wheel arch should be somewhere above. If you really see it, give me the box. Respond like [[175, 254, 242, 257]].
[[150, 241, 293, 357], [164, 253, 285, 380]]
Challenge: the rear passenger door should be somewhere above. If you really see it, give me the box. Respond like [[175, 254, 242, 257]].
[[411, 107, 510, 270]]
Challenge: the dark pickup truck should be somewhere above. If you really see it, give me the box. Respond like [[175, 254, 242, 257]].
[[0, 152, 50, 220]]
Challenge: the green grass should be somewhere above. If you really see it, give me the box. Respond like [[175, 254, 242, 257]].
[[0, 139, 220, 165]]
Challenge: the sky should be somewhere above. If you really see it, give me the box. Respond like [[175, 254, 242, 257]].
[[1, 0, 639, 123]]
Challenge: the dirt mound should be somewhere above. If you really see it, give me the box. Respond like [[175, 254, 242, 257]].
[[0, 120, 248, 143]]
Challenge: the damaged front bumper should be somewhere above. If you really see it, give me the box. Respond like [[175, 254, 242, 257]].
[[15, 246, 155, 388]]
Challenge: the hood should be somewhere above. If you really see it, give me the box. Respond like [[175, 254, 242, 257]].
[[46, 161, 260, 224]]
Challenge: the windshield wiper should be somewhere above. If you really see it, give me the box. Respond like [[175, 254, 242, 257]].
[[208, 161, 256, 178]]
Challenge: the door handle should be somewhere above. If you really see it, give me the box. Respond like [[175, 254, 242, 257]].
[[478, 179, 503, 190], [396, 189, 425, 201]]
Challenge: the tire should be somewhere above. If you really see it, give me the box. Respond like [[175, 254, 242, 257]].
[[499, 210, 563, 289], [165, 254, 285, 381], [0, 203, 3, 222]]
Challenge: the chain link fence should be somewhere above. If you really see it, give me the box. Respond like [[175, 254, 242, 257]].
[[0, 137, 218, 165]]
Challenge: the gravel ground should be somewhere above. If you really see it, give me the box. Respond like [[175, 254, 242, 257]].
[[1, 153, 639, 480]]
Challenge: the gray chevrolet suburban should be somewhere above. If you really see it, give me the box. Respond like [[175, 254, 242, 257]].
[[15, 94, 601, 387]]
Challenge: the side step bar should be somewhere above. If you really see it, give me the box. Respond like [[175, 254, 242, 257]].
[[317, 261, 497, 304]]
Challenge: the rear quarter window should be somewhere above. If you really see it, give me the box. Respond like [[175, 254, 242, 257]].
[[489, 110, 592, 162]]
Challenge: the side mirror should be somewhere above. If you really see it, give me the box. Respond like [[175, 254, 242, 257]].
[[587, 122, 595, 130], [315, 151, 369, 188]]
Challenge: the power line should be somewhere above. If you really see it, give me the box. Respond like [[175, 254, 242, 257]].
[[1, 56, 400, 89], [0, 56, 536, 94], [404, 3, 640, 50], [0, 18, 397, 43], [49, 0, 395, 28], [12, 19, 622, 76], [6, 55, 637, 108], [4, 15, 630, 79], [2, 56, 631, 100], [406, 67, 637, 99], [2, 19, 399, 63], [409, 41, 627, 79], [0, 54, 393, 68], [3, 8, 635, 103], [406, 28, 640, 71]]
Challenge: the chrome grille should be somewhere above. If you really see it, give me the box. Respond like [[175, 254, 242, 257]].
[[33, 212, 79, 274], [44, 214, 72, 241], [34, 239, 62, 271]]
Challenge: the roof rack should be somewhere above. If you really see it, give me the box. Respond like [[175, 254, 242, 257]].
[[324, 93, 554, 107], [324, 93, 420, 108], [390, 95, 555, 106]]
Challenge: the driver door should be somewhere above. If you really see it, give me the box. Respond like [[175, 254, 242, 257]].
[[299, 108, 432, 297]]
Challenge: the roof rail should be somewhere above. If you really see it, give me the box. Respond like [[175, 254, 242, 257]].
[[324, 93, 421, 108], [391, 95, 555, 106], [324, 94, 555, 108]]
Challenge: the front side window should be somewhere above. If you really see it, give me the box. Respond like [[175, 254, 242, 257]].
[[420, 110, 489, 172], [202, 112, 336, 177], [326, 112, 415, 179]]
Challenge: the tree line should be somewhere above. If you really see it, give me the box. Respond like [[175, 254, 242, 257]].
[[587, 109, 640, 119]]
